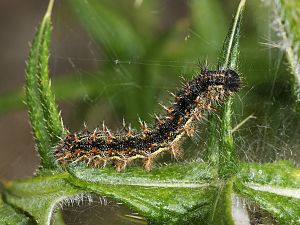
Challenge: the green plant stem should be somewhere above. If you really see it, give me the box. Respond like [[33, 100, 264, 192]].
[[207, 0, 246, 178]]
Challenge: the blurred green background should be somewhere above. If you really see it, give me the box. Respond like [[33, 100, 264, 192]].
[[0, 1, 299, 223]]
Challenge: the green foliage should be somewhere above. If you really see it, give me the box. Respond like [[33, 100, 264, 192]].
[[24, 0, 64, 170], [207, 0, 245, 178], [67, 164, 217, 225], [1, 0, 300, 225], [235, 181, 300, 225], [0, 197, 32, 225], [4, 173, 81, 225], [239, 161, 300, 188]]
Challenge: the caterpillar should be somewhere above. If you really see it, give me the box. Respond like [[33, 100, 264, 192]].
[[55, 68, 241, 171]]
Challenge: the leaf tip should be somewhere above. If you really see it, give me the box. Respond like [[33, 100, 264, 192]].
[[45, 0, 55, 18]]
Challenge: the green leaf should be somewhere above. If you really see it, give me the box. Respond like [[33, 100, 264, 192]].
[[4, 173, 82, 225], [0, 196, 32, 225], [239, 161, 300, 188], [67, 162, 213, 184], [206, 0, 246, 178], [2, 163, 219, 225], [25, 0, 64, 169], [67, 163, 217, 224], [235, 182, 300, 225]]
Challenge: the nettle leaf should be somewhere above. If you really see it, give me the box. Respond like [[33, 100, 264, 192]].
[[235, 181, 300, 225], [25, 0, 64, 170], [67, 162, 213, 184], [0, 197, 32, 225], [68, 164, 217, 224], [4, 173, 82, 225], [239, 161, 300, 188]]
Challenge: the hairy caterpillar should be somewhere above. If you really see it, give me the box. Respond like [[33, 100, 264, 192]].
[[55, 68, 241, 171]]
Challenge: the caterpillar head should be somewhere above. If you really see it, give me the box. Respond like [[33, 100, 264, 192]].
[[201, 69, 241, 93], [224, 69, 240, 92]]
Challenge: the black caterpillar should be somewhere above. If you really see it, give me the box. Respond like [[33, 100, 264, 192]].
[[55, 69, 241, 171]]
